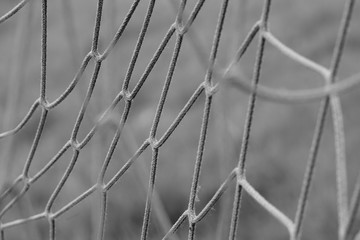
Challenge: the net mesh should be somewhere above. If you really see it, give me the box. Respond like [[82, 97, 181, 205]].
[[0, 0, 360, 239]]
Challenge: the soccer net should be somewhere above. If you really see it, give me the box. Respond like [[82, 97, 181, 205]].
[[0, 0, 360, 239]]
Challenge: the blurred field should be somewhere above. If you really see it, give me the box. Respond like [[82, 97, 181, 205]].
[[1, 0, 360, 239]]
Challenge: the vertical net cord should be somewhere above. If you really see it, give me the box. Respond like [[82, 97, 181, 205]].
[[345, 172, 360, 239], [186, 0, 230, 239], [141, 34, 184, 240], [292, 100, 328, 240], [121, 0, 156, 92], [293, 1, 355, 238], [0, 0, 33, 196], [59, 1, 100, 237], [121, 126, 182, 240], [0, 0, 48, 223], [22, 0, 49, 181], [100, 0, 157, 239], [46, 0, 104, 238], [138, 1, 191, 233], [96, 101, 132, 240], [328, 0, 356, 238], [215, 1, 249, 237], [228, 0, 271, 239], [40, 0, 47, 103]]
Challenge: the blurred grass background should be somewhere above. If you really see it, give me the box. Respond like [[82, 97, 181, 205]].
[[1, 0, 360, 239]]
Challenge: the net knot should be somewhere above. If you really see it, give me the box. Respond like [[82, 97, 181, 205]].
[[123, 90, 132, 101], [90, 50, 102, 62], [96, 182, 106, 192], [203, 82, 217, 97], [22, 176, 31, 189], [174, 22, 187, 36], [187, 209, 196, 224], [19, 174, 31, 188], [235, 167, 246, 184], [148, 137, 158, 149], [69, 139, 80, 151], [44, 211, 54, 221], [39, 97, 50, 110]]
